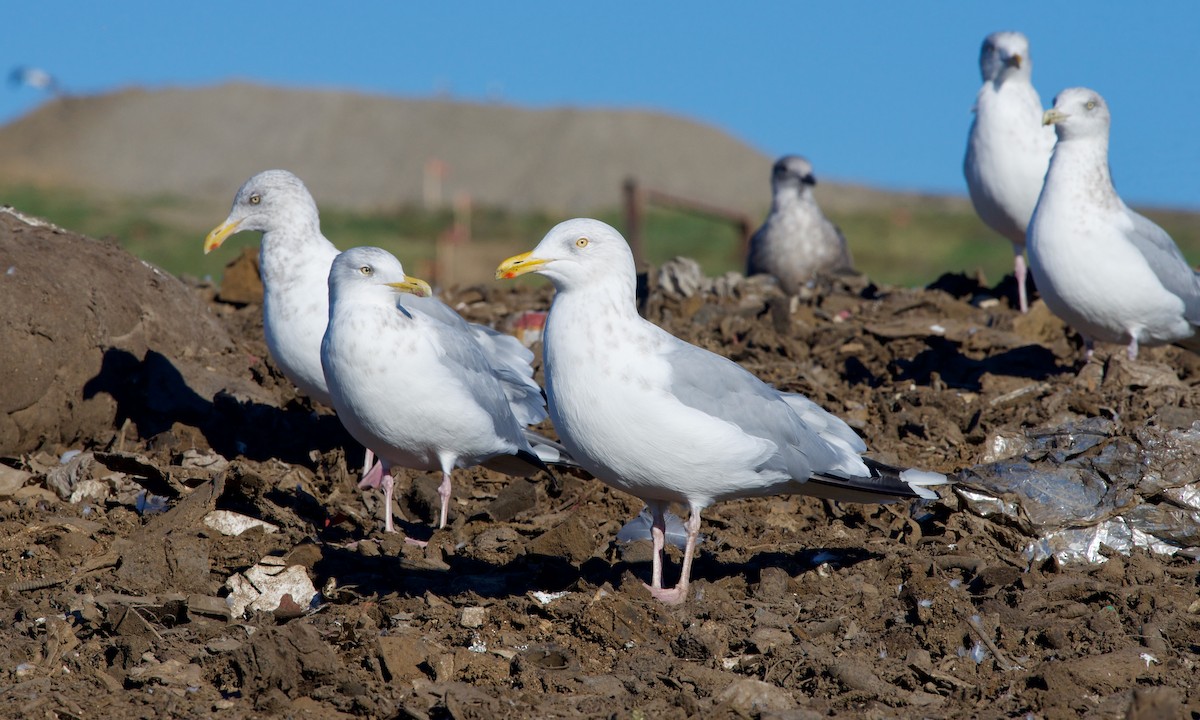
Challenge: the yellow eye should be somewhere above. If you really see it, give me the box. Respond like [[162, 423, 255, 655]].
[[249, 193, 261, 205], [575, 237, 589, 249], [1086, 101, 1096, 110], [359, 265, 372, 276]]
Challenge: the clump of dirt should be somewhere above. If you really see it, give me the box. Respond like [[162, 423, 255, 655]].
[[3, 212, 1200, 718]]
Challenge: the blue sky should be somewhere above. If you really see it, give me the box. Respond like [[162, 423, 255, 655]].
[[5, 2, 1198, 209]]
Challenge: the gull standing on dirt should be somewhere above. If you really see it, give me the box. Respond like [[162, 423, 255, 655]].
[[745, 155, 853, 294], [963, 31, 1056, 313], [497, 219, 947, 604], [1028, 88, 1200, 360], [205, 170, 560, 530], [322, 247, 557, 530]]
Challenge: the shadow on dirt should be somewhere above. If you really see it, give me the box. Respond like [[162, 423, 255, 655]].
[[893, 337, 1067, 389], [83, 347, 362, 466]]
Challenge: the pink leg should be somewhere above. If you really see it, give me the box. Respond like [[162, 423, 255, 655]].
[[648, 505, 667, 590], [363, 448, 376, 478], [358, 460, 384, 490], [381, 471, 396, 534], [437, 471, 452, 529], [648, 508, 703, 606], [1013, 249, 1029, 314], [1127, 336, 1139, 361]]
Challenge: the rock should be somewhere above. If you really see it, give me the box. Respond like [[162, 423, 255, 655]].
[[378, 633, 432, 683], [216, 246, 263, 305], [716, 678, 796, 713], [527, 515, 598, 565], [459, 606, 487, 629], [0, 463, 32, 498]]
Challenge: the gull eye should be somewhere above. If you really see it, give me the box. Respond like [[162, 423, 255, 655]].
[[1085, 100, 1096, 110], [575, 237, 589, 249], [248, 193, 262, 205], [359, 265, 372, 276]]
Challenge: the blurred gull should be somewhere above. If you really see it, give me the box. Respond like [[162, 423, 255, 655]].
[[323, 247, 559, 530], [498, 218, 947, 604], [8, 65, 61, 94], [746, 155, 853, 293], [205, 170, 563, 530], [1028, 88, 1200, 360], [963, 31, 1055, 313]]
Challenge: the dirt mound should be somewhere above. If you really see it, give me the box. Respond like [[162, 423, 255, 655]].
[[0, 207, 261, 454], [3, 214, 1200, 717], [0, 83, 775, 214]]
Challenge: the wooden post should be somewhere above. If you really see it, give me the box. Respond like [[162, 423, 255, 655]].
[[623, 177, 644, 268]]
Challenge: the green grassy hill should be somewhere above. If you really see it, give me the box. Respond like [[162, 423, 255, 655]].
[[5, 183, 1199, 290]]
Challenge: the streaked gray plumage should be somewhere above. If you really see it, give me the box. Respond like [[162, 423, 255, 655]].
[[498, 218, 946, 604], [1028, 88, 1200, 360], [746, 156, 853, 294]]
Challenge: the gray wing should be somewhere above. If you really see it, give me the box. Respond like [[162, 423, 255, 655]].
[[464, 324, 547, 427], [404, 295, 547, 426], [745, 222, 770, 277], [1125, 209, 1200, 323], [408, 307, 534, 451], [661, 336, 864, 480]]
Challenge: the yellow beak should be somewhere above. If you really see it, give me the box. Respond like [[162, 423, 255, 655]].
[[385, 276, 433, 298], [1042, 108, 1069, 126], [496, 251, 548, 280], [204, 219, 242, 254]]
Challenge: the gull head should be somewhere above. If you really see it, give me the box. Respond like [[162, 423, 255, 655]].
[[1042, 87, 1110, 142], [979, 31, 1032, 84], [329, 246, 432, 305], [770, 155, 817, 194], [496, 218, 635, 292], [205, 169, 318, 253]]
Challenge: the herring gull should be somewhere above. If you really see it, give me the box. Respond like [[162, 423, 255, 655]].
[[205, 170, 562, 530], [497, 218, 947, 604], [963, 31, 1055, 313], [746, 155, 853, 293], [322, 246, 559, 531], [1028, 88, 1200, 360]]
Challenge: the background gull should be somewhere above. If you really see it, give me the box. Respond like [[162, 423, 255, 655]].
[[1028, 87, 1200, 360], [205, 170, 561, 530], [498, 218, 947, 604], [745, 155, 854, 294], [322, 247, 555, 531], [963, 31, 1055, 313]]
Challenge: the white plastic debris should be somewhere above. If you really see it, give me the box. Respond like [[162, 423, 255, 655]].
[[225, 560, 319, 618], [958, 419, 1200, 564], [203, 510, 279, 537], [616, 506, 698, 549], [531, 591, 570, 606]]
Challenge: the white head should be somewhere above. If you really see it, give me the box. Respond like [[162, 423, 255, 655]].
[[204, 169, 319, 253], [978, 31, 1033, 85], [327, 246, 431, 309], [770, 155, 817, 196], [1042, 87, 1111, 144], [496, 218, 636, 294]]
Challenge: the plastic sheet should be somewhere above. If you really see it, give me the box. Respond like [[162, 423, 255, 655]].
[[956, 418, 1200, 564]]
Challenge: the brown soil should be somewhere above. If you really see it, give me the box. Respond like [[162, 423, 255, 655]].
[[2, 210, 1199, 719]]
